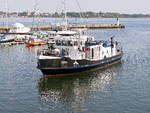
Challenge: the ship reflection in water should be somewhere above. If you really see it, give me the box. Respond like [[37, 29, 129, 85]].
[[38, 63, 122, 112]]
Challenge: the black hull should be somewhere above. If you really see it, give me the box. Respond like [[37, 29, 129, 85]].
[[38, 53, 123, 75]]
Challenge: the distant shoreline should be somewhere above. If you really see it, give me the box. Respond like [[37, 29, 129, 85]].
[[0, 11, 150, 18], [1, 16, 150, 19]]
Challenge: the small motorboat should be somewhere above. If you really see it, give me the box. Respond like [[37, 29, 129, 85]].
[[26, 38, 46, 46], [0, 34, 15, 43], [26, 35, 46, 46]]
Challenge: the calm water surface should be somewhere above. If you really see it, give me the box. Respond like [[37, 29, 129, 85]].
[[0, 18, 150, 113]]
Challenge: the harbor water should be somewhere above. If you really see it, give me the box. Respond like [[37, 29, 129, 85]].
[[0, 18, 150, 113]]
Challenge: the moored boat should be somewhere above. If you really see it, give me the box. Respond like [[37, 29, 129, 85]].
[[10, 23, 31, 42], [37, 30, 123, 75], [9, 23, 31, 34], [0, 23, 31, 43], [25, 32, 47, 46], [0, 34, 15, 43], [26, 38, 46, 46]]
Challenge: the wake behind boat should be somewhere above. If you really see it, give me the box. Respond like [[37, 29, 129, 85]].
[[37, 30, 123, 75]]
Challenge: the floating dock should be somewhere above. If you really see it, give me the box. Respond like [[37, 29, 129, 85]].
[[0, 24, 125, 32]]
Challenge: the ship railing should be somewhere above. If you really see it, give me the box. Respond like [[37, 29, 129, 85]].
[[37, 49, 60, 57], [85, 40, 118, 47], [37, 48, 70, 57], [85, 41, 100, 46]]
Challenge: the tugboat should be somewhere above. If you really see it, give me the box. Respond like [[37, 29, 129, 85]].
[[37, 30, 123, 75]]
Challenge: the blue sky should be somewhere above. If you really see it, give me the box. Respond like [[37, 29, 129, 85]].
[[0, 0, 150, 14]]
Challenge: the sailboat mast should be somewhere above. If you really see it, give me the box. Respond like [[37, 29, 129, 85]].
[[32, 0, 40, 31], [62, 0, 68, 30], [5, 0, 8, 30], [64, 0, 67, 24]]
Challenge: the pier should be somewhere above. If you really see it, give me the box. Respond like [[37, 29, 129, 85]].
[[0, 24, 125, 32], [68, 24, 125, 29]]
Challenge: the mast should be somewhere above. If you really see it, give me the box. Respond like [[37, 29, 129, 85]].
[[64, 0, 67, 24], [62, 0, 67, 30], [32, 0, 41, 31], [75, 0, 84, 23], [5, 0, 8, 32]]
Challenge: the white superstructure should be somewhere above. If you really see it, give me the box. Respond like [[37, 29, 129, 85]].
[[39, 30, 122, 61], [9, 23, 31, 33]]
